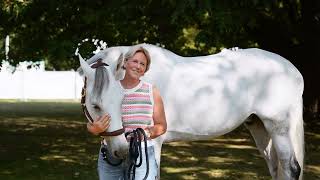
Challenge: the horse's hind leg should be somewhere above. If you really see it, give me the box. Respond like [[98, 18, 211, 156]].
[[245, 114, 279, 179], [261, 117, 301, 180]]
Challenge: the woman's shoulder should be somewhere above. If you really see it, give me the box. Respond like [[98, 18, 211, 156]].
[[141, 80, 155, 89]]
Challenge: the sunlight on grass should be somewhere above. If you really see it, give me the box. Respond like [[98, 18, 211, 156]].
[[161, 152, 181, 161], [192, 142, 255, 150], [213, 138, 249, 142], [306, 165, 320, 174], [306, 132, 320, 139], [219, 144, 255, 149], [40, 155, 77, 163], [163, 167, 205, 173], [167, 138, 255, 150], [203, 169, 229, 178], [162, 153, 201, 162], [0, 170, 13, 175], [206, 156, 242, 163], [166, 142, 192, 147]]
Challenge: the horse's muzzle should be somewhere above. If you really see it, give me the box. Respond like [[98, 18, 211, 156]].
[[107, 135, 129, 159]]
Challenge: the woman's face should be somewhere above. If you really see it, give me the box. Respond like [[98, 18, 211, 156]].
[[124, 51, 148, 80]]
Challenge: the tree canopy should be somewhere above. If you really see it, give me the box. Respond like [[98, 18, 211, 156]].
[[1, 0, 319, 113]]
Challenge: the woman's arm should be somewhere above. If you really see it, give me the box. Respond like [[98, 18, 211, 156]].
[[87, 114, 111, 135], [148, 86, 167, 139]]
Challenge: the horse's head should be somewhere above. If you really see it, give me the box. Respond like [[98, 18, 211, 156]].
[[78, 55, 128, 158]]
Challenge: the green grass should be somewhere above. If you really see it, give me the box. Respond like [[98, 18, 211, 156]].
[[0, 101, 319, 179]]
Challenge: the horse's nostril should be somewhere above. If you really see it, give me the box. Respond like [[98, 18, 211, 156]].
[[114, 151, 120, 158]]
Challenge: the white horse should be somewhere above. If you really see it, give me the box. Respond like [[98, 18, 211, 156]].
[[79, 43, 304, 180]]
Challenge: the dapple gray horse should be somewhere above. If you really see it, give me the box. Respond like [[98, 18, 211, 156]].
[[79, 43, 304, 180]]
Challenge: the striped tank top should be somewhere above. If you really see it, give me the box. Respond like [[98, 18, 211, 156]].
[[120, 81, 154, 134]]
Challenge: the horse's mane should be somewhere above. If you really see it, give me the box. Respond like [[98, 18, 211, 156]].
[[92, 66, 109, 103]]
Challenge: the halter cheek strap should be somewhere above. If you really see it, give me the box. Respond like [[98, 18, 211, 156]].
[[81, 59, 125, 136], [81, 79, 94, 123]]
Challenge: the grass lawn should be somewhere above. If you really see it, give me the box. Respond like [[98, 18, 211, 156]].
[[0, 101, 319, 179]]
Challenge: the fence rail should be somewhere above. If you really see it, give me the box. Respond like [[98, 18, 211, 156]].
[[0, 71, 83, 100]]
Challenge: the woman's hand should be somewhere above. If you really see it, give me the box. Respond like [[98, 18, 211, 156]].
[[87, 114, 111, 135]]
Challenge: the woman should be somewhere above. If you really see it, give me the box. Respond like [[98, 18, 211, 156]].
[[87, 46, 167, 180]]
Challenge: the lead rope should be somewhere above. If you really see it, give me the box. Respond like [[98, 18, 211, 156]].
[[125, 128, 149, 180], [101, 128, 150, 180]]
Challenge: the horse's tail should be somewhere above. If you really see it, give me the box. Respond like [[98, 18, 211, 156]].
[[289, 95, 304, 180]]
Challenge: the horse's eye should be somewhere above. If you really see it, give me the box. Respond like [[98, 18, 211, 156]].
[[92, 104, 101, 111]]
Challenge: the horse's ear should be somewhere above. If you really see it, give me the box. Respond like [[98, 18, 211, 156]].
[[114, 53, 126, 80], [78, 54, 94, 77]]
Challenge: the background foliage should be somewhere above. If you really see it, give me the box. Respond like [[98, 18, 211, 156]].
[[0, 0, 319, 115]]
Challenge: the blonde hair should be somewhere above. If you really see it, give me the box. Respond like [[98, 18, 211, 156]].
[[124, 46, 151, 72]]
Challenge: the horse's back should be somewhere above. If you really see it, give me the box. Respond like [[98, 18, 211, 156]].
[[229, 48, 304, 117], [218, 48, 304, 96]]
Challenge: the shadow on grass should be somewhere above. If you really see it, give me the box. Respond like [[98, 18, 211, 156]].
[[0, 101, 319, 179], [160, 131, 271, 180]]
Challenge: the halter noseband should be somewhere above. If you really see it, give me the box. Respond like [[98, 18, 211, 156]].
[[81, 59, 125, 136]]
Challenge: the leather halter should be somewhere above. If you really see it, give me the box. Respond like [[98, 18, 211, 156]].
[[81, 59, 125, 136]]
